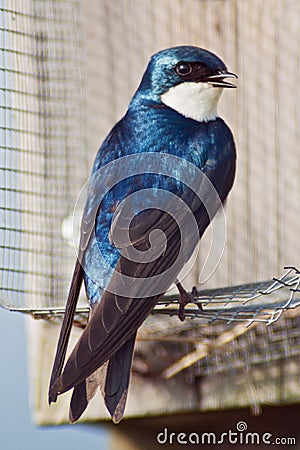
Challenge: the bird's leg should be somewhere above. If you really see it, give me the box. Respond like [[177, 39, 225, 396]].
[[175, 282, 199, 322]]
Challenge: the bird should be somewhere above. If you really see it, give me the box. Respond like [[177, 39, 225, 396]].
[[48, 45, 237, 424]]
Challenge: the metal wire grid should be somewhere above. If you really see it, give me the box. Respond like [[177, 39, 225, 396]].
[[80, 0, 300, 293], [7, 267, 300, 328], [140, 313, 300, 381], [5, 264, 300, 383], [0, 1, 86, 309], [0, 2, 299, 423], [1, 1, 300, 325], [131, 268, 300, 380], [154, 267, 300, 325]]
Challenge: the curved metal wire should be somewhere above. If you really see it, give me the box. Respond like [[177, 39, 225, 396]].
[[4, 266, 300, 327]]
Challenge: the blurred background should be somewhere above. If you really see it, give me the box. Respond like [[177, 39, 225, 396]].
[[1, 0, 300, 449]]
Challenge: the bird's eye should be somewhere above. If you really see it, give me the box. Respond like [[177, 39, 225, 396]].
[[175, 62, 192, 76]]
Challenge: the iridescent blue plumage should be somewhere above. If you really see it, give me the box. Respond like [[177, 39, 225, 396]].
[[84, 110, 235, 303], [49, 46, 237, 423]]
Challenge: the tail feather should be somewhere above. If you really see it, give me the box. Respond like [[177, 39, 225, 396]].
[[104, 332, 137, 423], [69, 379, 88, 423], [69, 364, 108, 423], [69, 333, 136, 423]]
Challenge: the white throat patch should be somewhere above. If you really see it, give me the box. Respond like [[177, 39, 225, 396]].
[[161, 82, 223, 122]]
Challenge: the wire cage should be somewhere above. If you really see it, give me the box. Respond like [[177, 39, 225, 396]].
[[0, 0, 86, 311], [1, 0, 300, 423]]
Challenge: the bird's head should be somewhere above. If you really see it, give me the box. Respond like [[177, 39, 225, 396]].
[[132, 46, 237, 122]]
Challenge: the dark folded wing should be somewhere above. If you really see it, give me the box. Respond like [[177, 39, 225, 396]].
[[49, 161, 235, 398], [48, 258, 84, 403]]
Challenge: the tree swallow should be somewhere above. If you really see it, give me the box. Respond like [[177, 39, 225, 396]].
[[48, 46, 237, 423]]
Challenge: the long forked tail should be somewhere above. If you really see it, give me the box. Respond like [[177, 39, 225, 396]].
[[69, 332, 137, 423]]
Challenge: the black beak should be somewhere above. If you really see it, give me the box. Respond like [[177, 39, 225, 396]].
[[206, 71, 238, 88]]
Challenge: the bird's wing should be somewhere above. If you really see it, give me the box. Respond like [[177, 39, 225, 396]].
[[48, 258, 84, 401], [49, 118, 236, 409], [48, 206, 182, 399], [48, 130, 124, 398], [48, 169, 182, 402], [49, 158, 236, 401]]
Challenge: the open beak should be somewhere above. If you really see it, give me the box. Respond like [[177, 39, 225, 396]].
[[206, 71, 238, 88]]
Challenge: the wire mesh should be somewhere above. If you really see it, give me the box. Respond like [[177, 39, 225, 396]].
[[131, 269, 300, 382], [9, 267, 300, 328], [1, 0, 300, 325], [1, 1, 300, 422], [0, 1, 86, 310], [155, 267, 300, 325], [138, 312, 300, 382]]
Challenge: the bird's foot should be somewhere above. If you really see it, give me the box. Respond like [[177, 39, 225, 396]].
[[175, 282, 199, 322]]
